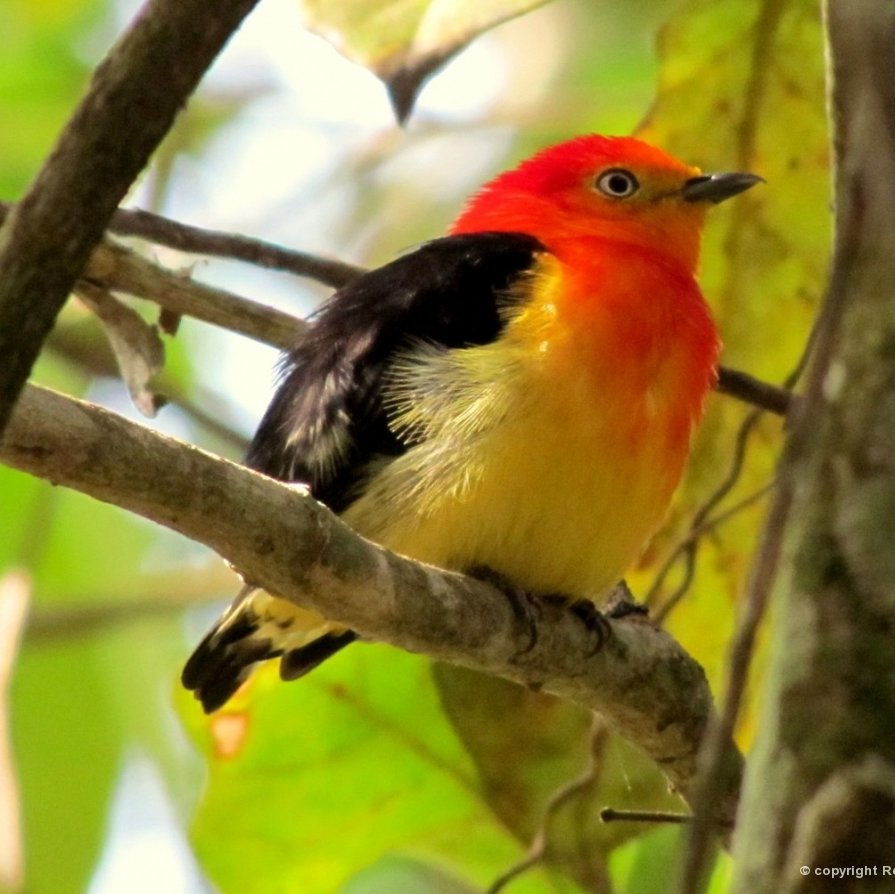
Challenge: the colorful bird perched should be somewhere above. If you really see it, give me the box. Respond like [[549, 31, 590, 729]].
[[182, 134, 761, 713]]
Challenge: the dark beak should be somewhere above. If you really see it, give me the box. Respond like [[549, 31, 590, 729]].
[[681, 172, 764, 204]]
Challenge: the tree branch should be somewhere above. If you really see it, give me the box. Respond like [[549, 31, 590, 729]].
[[83, 235, 795, 418], [715, 366, 793, 416], [0, 186, 796, 418], [89, 235, 793, 414], [83, 238, 306, 349], [0, 0, 261, 437], [108, 206, 365, 288], [727, 2, 895, 890], [0, 383, 743, 821], [0, 201, 362, 291]]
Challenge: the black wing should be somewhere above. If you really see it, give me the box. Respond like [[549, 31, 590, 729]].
[[246, 231, 545, 512]]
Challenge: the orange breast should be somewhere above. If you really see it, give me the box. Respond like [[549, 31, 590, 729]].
[[343, 246, 719, 601]]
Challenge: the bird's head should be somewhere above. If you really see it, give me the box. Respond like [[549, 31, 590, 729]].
[[451, 135, 762, 273]]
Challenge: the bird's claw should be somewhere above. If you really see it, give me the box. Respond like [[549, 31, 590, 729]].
[[505, 586, 543, 655], [468, 567, 626, 658], [570, 600, 612, 656], [467, 565, 543, 655]]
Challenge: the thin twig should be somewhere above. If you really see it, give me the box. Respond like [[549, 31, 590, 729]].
[[600, 808, 693, 825], [679, 460, 795, 892], [652, 481, 775, 623], [485, 846, 545, 894], [716, 366, 793, 416], [648, 317, 813, 619], [645, 405, 763, 610], [645, 400, 767, 616], [108, 205, 365, 288], [84, 238, 306, 349], [486, 718, 607, 894], [0, 200, 363, 292]]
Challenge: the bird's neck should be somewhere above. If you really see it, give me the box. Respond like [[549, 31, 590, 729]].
[[535, 238, 720, 440], [453, 192, 705, 276]]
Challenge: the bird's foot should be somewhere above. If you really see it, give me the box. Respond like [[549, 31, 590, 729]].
[[466, 568, 629, 658], [467, 565, 543, 655], [569, 599, 612, 655], [538, 594, 611, 654]]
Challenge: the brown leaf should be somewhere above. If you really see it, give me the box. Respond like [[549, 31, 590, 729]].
[[158, 307, 182, 336], [77, 286, 167, 417]]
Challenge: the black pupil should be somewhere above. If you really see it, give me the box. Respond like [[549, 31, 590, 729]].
[[607, 173, 631, 194]]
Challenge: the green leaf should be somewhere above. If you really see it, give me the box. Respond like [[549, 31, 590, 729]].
[[342, 855, 479, 894], [180, 647, 574, 893], [298, 0, 550, 121], [630, 0, 829, 741], [11, 639, 122, 894], [0, 0, 102, 197], [435, 665, 686, 889]]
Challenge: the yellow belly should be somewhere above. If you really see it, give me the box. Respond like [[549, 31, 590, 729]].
[[342, 264, 701, 602]]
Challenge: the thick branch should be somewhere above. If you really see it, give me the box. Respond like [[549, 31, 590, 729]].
[[0, 384, 742, 819], [729, 2, 895, 891], [0, 0, 260, 437]]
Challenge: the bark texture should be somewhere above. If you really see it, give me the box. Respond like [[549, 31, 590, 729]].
[[732, 2, 895, 890], [0, 383, 744, 821]]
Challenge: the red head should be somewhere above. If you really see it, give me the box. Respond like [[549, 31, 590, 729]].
[[451, 135, 760, 275]]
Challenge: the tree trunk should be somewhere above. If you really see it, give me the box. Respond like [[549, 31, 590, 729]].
[[732, 1, 895, 890]]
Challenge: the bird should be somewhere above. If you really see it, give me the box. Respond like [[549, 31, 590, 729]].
[[182, 134, 762, 713]]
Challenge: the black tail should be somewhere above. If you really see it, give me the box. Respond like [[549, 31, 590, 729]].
[[280, 630, 357, 681], [182, 595, 358, 713], [181, 611, 281, 713]]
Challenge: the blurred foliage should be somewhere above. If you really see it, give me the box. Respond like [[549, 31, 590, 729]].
[[1, 0, 829, 891], [300, 0, 546, 76], [299, 0, 548, 119], [179, 649, 583, 893], [635, 0, 828, 744], [0, 0, 103, 198]]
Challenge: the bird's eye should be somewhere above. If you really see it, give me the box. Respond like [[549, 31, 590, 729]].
[[595, 169, 639, 198]]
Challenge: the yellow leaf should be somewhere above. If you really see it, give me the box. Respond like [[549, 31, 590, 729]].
[[298, 0, 550, 119], [637, 0, 830, 744]]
